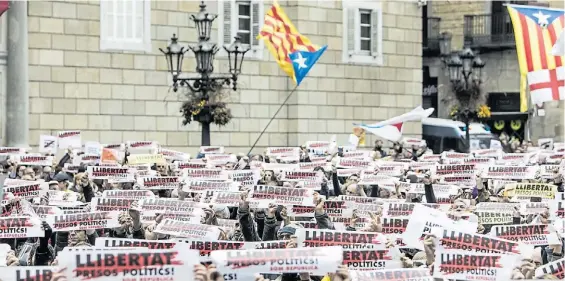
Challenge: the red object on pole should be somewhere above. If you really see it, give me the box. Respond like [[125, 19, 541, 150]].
[[0, 1, 9, 17]]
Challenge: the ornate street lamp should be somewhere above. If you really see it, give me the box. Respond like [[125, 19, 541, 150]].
[[439, 33, 487, 152], [160, 1, 250, 146]]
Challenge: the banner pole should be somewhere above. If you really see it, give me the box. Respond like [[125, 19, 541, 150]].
[[247, 84, 299, 155]]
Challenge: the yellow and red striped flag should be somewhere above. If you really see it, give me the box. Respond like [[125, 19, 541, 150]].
[[258, 1, 326, 86], [507, 4, 564, 111]]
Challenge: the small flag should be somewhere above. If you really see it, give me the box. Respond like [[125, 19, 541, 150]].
[[507, 4, 565, 110], [258, 1, 327, 86]]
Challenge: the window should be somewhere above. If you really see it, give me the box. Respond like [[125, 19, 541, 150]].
[[359, 10, 371, 53], [100, 0, 151, 52], [218, 0, 264, 59], [342, 1, 383, 65]]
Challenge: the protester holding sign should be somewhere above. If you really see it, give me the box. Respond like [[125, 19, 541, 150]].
[[0, 134, 563, 281]]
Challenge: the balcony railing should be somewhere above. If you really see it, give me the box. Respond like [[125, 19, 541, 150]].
[[423, 17, 441, 55], [464, 13, 515, 50]]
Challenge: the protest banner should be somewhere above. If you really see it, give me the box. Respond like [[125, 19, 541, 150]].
[[248, 185, 314, 207], [207, 191, 243, 207], [535, 257, 564, 279], [337, 158, 373, 169], [475, 211, 514, 225], [433, 164, 476, 177], [295, 228, 386, 248], [551, 192, 564, 219], [503, 183, 557, 199], [184, 168, 229, 181], [173, 161, 207, 170], [101, 190, 155, 200], [154, 219, 221, 240], [14, 155, 54, 166], [0, 216, 44, 238], [433, 249, 519, 281], [0, 266, 62, 281], [61, 247, 198, 281], [176, 239, 246, 262], [375, 165, 404, 177], [483, 165, 538, 179], [95, 237, 177, 250], [266, 147, 300, 157], [90, 198, 137, 212], [358, 172, 397, 186], [87, 166, 135, 182], [141, 212, 201, 224], [520, 201, 551, 215], [158, 148, 190, 162], [475, 202, 520, 213], [127, 154, 166, 165], [211, 246, 342, 276], [336, 169, 360, 178], [135, 198, 206, 215], [489, 224, 561, 246], [46, 211, 121, 232], [241, 240, 288, 250], [228, 170, 259, 186], [0, 147, 26, 155], [183, 180, 239, 193], [349, 268, 433, 281], [432, 227, 534, 256], [287, 201, 353, 218], [136, 176, 180, 190], [381, 202, 442, 217], [403, 205, 477, 250], [441, 175, 475, 186], [200, 146, 224, 154], [280, 171, 323, 182], [3, 181, 48, 200], [45, 190, 84, 207], [57, 131, 81, 149], [31, 205, 63, 219], [380, 217, 409, 234], [343, 248, 402, 270], [75, 154, 100, 166]]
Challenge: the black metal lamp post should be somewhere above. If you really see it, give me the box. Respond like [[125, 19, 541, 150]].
[[439, 32, 486, 151], [160, 1, 250, 146]]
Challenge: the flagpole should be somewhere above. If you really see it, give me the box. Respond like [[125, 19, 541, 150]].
[[247, 84, 299, 155]]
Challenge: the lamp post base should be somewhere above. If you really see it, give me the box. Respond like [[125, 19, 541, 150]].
[[201, 121, 211, 147]]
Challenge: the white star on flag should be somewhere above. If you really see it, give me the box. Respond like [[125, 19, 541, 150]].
[[533, 10, 550, 26], [293, 53, 307, 69]]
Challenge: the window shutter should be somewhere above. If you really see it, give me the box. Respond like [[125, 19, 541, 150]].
[[370, 9, 379, 56], [100, 1, 117, 50], [223, 1, 232, 44], [251, 1, 261, 48], [347, 8, 356, 55]]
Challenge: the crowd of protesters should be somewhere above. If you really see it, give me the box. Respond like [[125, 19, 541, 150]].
[[0, 136, 562, 281]]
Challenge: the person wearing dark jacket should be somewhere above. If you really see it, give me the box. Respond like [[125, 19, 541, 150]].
[[423, 175, 437, 204]]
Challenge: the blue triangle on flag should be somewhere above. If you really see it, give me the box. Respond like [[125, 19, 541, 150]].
[[288, 45, 327, 86], [511, 5, 564, 27]]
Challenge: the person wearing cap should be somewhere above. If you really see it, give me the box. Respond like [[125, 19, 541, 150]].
[[53, 172, 71, 192]]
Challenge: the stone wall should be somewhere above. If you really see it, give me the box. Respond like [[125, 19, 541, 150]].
[[24, 0, 422, 153]]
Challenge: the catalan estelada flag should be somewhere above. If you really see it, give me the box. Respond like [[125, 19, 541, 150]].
[[258, 1, 327, 86], [507, 4, 565, 112]]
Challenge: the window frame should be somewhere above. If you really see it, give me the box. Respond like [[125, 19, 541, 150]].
[[99, 0, 152, 53], [358, 9, 372, 54], [342, 1, 383, 66], [236, 1, 252, 45], [217, 0, 264, 60]]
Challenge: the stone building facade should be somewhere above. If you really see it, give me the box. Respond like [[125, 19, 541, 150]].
[[424, 0, 564, 141], [0, 0, 423, 153]]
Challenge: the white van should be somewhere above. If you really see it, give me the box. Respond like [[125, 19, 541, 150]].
[[422, 118, 499, 153]]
